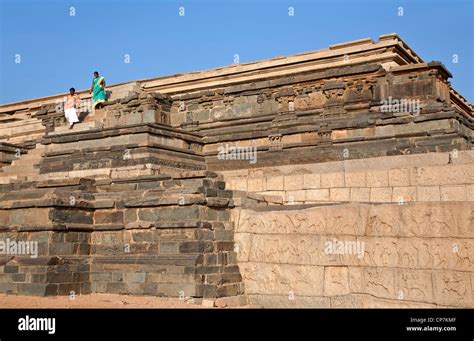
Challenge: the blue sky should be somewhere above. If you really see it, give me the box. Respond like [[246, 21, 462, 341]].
[[0, 0, 473, 104]]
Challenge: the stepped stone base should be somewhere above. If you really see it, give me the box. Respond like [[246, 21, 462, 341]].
[[0, 34, 472, 307], [0, 173, 246, 304]]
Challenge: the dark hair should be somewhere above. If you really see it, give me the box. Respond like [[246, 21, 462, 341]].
[[94, 71, 99, 75], [69, 87, 75, 92]]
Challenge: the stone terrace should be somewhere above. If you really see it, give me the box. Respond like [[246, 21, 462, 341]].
[[0, 34, 472, 307]]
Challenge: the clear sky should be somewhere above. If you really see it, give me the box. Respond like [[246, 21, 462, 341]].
[[0, 0, 473, 104]]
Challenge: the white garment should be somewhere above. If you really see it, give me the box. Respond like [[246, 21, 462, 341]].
[[64, 107, 79, 124]]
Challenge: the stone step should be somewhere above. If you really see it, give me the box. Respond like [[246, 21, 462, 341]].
[[0, 144, 46, 181], [0, 175, 26, 184], [1, 162, 38, 169], [5, 148, 44, 163], [25, 174, 54, 182], [0, 170, 38, 177], [10, 159, 42, 167], [1, 161, 39, 171], [17, 150, 44, 156], [10, 154, 43, 164], [0, 162, 39, 171], [83, 108, 107, 123], [1, 165, 38, 172], [51, 121, 103, 134]]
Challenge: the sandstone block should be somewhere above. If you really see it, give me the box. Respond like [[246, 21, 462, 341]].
[[247, 178, 263, 192], [324, 266, 350, 296], [417, 186, 440, 202], [363, 267, 395, 299], [366, 170, 388, 187], [321, 172, 345, 188], [440, 186, 467, 201], [396, 269, 433, 303], [345, 171, 366, 187], [350, 188, 370, 202], [388, 168, 410, 187], [415, 164, 474, 186], [285, 190, 306, 203], [239, 262, 324, 297], [306, 189, 329, 202], [265, 176, 283, 191], [370, 187, 392, 202], [329, 188, 350, 201], [302, 174, 321, 189], [432, 271, 472, 307], [467, 185, 474, 201], [392, 186, 416, 203], [284, 175, 303, 191]]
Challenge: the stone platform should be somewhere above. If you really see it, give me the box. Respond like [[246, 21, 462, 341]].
[[0, 33, 472, 307]]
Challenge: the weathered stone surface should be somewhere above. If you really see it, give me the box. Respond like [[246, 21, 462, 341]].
[[236, 202, 474, 238], [233, 197, 474, 307], [324, 267, 350, 296], [0, 34, 472, 308], [240, 262, 324, 297]]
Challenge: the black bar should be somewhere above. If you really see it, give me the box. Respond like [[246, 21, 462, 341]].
[[0, 309, 472, 340]]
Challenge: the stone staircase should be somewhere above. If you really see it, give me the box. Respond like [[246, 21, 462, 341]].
[[0, 116, 44, 145], [0, 171, 247, 305], [50, 108, 107, 135], [0, 108, 108, 184], [0, 142, 29, 169], [0, 144, 45, 184]]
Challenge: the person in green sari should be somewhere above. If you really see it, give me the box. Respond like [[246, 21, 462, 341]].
[[90, 71, 106, 109]]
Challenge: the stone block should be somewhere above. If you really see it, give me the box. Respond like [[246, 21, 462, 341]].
[[231, 178, 247, 191], [369, 187, 392, 202], [247, 178, 263, 192], [388, 168, 410, 187], [239, 262, 324, 297], [123, 272, 146, 284], [321, 172, 345, 188], [363, 267, 395, 299], [440, 186, 467, 201], [396, 269, 433, 303], [467, 185, 474, 201], [266, 176, 284, 191], [324, 267, 350, 296], [306, 189, 329, 202], [415, 164, 474, 186], [392, 186, 417, 203], [303, 174, 321, 189], [158, 241, 179, 255], [329, 188, 350, 201], [366, 170, 389, 187], [95, 211, 124, 225], [350, 188, 370, 202], [284, 175, 303, 191], [286, 190, 306, 203], [138, 206, 202, 222], [417, 186, 441, 202], [10, 208, 51, 226], [348, 267, 363, 292], [345, 171, 366, 187], [432, 271, 472, 307]]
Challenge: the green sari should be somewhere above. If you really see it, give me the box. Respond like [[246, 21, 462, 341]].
[[92, 76, 106, 108]]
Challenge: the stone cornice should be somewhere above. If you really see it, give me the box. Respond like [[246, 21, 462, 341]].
[[0, 33, 471, 117]]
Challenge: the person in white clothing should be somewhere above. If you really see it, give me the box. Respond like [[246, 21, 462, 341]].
[[64, 88, 81, 129]]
